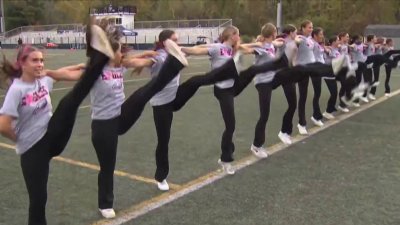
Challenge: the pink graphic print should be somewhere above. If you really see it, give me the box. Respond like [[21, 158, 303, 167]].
[[21, 85, 49, 106]]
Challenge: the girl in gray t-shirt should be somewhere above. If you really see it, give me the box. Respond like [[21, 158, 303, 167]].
[[295, 20, 315, 135], [238, 23, 284, 159], [369, 36, 385, 98], [89, 42, 167, 216], [309, 27, 327, 127], [88, 29, 191, 216], [382, 39, 400, 95], [338, 32, 350, 56], [0, 25, 114, 225]]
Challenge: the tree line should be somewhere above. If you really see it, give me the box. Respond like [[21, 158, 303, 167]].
[[4, 0, 400, 36]]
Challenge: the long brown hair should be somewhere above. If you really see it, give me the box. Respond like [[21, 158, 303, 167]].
[[0, 45, 40, 88], [261, 23, 277, 38], [154, 29, 175, 50], [280, 24, 297, 38], [298, 20, 312, 36], [220, 26, 239, 42]]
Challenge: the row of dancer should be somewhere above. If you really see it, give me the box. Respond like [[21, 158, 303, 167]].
[[1, 17, 396, 224], [0, 20, 296, 224]]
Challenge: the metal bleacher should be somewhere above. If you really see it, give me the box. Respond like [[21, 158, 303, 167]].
[[1, 19, 232, 47]]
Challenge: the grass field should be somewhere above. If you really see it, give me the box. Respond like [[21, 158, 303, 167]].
[[0, 49, 399, 225]]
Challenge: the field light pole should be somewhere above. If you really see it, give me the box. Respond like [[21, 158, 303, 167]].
[[276, 0, 282, 33], [0, 0, 4, 33]]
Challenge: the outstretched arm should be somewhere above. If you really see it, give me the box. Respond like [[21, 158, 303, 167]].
[[272, 38, 285, 47], [126, 50, 158, 59], [238, 44, 256, 54], [45, 63, 86, 81], [122, 57, 154, 68], [181, 46, 209, 55]]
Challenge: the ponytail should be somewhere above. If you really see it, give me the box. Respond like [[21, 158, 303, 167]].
[[0, 45, 39, 88]]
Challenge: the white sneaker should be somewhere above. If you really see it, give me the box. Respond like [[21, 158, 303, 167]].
[[90, 25, 115, 59], [278, 131, 292, 145], [311, 117, 324, 127], [338, 106, 350, 113], [297, 124, 308, 135], [99, 208, 116, 219], [385, 93, 391, 97], [250, 144, 269, 158], [360, 96, 369, 103], [368, 94, 376, 100], [233, 51, 243, 72], [352, 102, 361, 107], [332, 55, 347, 75], [340, 96, 351, 107], [218, 159, 235, 175], [371, 81, 380, 87], [347, 62, 358, 77], [322, 111, 335, 120], [157, 179, 170, 191], [164, 39, 188, 66], [351, 82, 369, 100]]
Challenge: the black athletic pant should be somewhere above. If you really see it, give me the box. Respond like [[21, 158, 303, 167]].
[[252, 83, 273, 147], [309, 76, 338, 118], [21, 50, 110, 225], [382, 55, 400, 94], [384, 64, 392, 93], [214, 86, 235, 162], [370, 63, 381, 95], [311, 76, 323, 120], [91, 117, 119, 209], [361, 67, 373, 98], [324, 78, 338, 113], [297, 75, 309, 126], [338, 81, 348, 108], [281, 83, 297, 134], [353, 62, 367, 103]]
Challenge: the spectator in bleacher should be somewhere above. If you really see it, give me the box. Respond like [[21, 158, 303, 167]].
[[18, 37, 23, 47]]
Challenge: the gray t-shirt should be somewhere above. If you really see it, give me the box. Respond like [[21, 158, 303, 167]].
[[324, 47, 341, 64], [350, 44, 367, 63], [375, 46, 383, 55], [382, 46, 393, 55], [365, 43, 375, 56], [208, 43, 234, 89], [0, 76, 54, 154], [90, 66, 126, 120], [296, 35, 316, 65], [312, 39, 325, 63], [339, 44, 349, 56], [253, 43, 276, 84], [150, 49, 180, 106], [282, 38, 297, 67]]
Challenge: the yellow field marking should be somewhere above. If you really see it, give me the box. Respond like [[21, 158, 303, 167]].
[[92, 89, 400, 225], [0, 142, 181, 189]]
